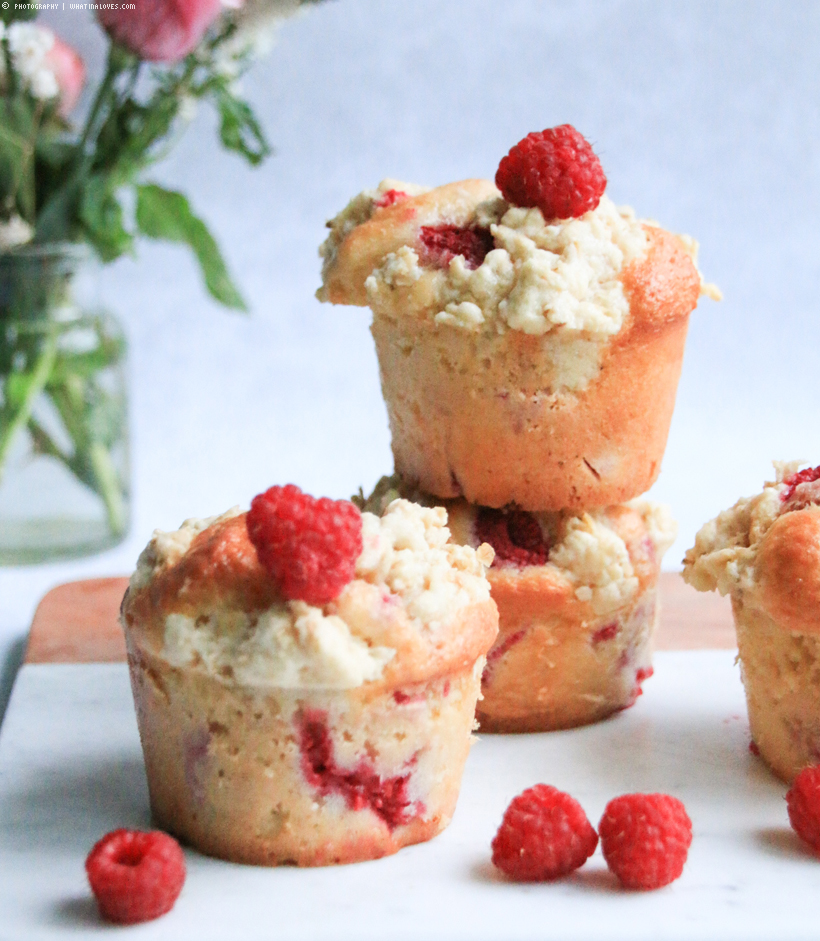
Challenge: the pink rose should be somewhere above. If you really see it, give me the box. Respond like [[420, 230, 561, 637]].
[[98, 0, 224, 63], [45, 35, 86, 117]]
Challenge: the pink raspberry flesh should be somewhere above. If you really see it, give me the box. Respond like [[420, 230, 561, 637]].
[[85, 829, 185, 924], [475, 507, 549, 567], [491, 784, 598, 881], [375, 189, 408, 208], [782, 465, 820, 505], [787, 765, 820, 851], [247, 484, 362, 606], [419, 224, 494, 269], [495, 124, 607, 220], [599, 793, 692, 890], [298, 710, 420, 829]]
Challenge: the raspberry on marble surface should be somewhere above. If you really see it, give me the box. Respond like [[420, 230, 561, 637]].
[[491, 784, 598, 881], [787, 765, 820, 851], [85, 829, 185, 924], [599, 793, 692, 889]]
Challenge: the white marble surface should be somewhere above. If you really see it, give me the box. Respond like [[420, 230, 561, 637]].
[[3, 651, 819, 940], [2, 1, 820, 721]]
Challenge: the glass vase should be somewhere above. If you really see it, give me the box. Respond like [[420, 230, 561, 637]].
[[0, 244, 130, 563]]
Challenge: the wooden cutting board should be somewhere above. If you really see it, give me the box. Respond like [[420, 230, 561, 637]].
[[23, 573, 735, 664]]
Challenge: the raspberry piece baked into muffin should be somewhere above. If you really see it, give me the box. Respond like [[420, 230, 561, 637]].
[[120, 489, 498, 865], [319, 128, 718, 511], [358, 477, 677, 732], [683, 462, 820, 781]]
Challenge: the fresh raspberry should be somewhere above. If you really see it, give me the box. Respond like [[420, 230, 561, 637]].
[[599, 793, 692, 890], [375, 189, 408, 208], [85, 829, 185, 924], [247, 484, 362, 606], [782, 465, 820, 505], [491, 784, 598, 881], [475, 507, 549, 567], [495, 125, 607, 220], [786, 765, 820, 851], [419, 224, 494, 269]]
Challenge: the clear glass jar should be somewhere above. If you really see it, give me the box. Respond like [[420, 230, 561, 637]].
[[0, 244, 129, 563]]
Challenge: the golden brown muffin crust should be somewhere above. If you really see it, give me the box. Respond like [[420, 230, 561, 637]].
[[754, 506, 820, 635]]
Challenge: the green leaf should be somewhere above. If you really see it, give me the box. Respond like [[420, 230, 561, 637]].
[[78, 176, 133, 263], [135, 183, 247, 311], [215, 88, 271, 167], [2, 5, 36, 23]]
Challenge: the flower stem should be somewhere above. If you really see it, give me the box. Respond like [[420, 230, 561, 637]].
[[0, 327, 58, 484]]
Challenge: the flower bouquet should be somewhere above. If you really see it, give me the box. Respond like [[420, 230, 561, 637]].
[[0, 0, 317, 561]]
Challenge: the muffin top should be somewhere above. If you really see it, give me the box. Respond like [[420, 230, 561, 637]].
[[683, 462, 820, 633], [121, 497, 498, 691], [317, 177, 716, 342], [358, 476, 677, 620]]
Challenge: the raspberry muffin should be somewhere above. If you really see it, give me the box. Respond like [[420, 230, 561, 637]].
[[319, 127, 719, 511], [120, 487, 498, 866], [683, 462, 820, 782], [359, 477, 677, 732]]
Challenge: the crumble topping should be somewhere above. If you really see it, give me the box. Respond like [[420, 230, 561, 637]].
[[682, 461, 805, 596], [364, 194, 648, 338], [129, 498, 492, 689]]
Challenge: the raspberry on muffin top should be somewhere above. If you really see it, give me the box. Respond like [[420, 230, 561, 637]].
[[318, 125, 719, 340], [123, 492, 496, 691]]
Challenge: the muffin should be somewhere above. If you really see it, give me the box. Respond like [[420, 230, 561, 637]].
[[359, 477, 677, 732], [683, 462, 820, 781], [120, 490, 498, 865], [318, 130, 718, 511]]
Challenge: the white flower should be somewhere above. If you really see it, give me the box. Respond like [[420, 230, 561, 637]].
[[178, 95, 198, 123], [29, 68, 59, 101], [6, 23, 59, 101], [0, 216, 33, 251], [215, 0, 301, 71]]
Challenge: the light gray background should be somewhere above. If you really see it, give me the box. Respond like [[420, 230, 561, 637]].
[[2, 0, 818, 722]]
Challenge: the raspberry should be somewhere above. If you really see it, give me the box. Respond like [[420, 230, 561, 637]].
[[375, 189, 408, 208], [599, 793, 692, 890], [247, 484, 362, 606], [298, 710, 419, 829], [475, 507, 549, 567], [491, 784, 598, 881], [85, 829, 185, 924], [786, 765, 820, 851], [782, 465, 820, 505], [482, 628, 527, 683], [419, 224, 494, 269], [495, 125, 607, 220]]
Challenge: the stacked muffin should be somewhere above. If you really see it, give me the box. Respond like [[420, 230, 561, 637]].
[[319, 126, 717, 731]]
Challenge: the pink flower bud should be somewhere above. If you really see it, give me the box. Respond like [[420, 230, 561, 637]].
[[98, 0, 224, 63], [45, 35, 85, 117]]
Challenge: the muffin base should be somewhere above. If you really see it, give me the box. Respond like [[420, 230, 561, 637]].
[[127, 641, 483, 866], [476, 584, 658, 733], [371, 312, 689, 512], [370, 226, 699, 512], [733, 594, 820, 782]]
